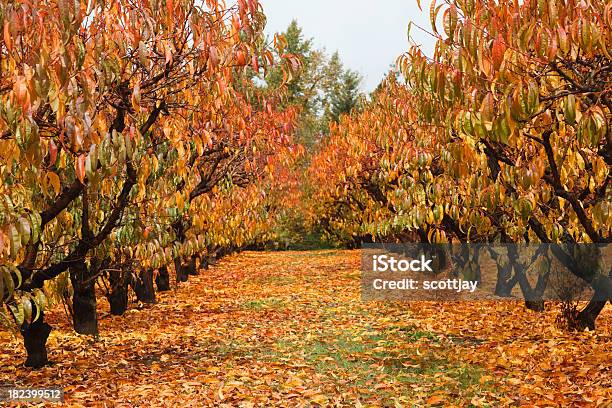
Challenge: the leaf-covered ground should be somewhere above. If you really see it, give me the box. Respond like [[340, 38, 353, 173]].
[[1, 250, 611, 407]]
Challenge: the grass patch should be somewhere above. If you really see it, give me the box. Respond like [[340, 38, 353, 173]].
[[241, 297, 287, 310], [257, 325, 492, 404], [395, 326, 440, 342], [456, 365, 488, 389]]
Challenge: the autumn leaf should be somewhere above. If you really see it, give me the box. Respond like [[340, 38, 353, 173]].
[[75, 154, 86, 183], [47, 172, 61, 195]]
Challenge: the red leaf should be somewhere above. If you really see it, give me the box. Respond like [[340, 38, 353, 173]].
[[492, 34, 506, 69], [49, 140, 58, 164]]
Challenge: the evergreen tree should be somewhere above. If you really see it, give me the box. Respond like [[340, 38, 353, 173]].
[[328, 70, 362, 123], [264, 21, 363, 152]]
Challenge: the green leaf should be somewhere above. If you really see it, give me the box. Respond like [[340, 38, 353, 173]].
[[12, 266, 22, 290], [9, 224, 21, 258], [32, 289, 47, 322], [527, 80, 539, 115], [29, 212, 40, 243], [2, 267, 14, 301], [8, 302, 24, 326], [564, 94, 576, 125]]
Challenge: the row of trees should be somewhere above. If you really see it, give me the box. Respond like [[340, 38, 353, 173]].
[[256, 21, 366, 248], [0, 0, 301, 368], [305, 0, 611, 327]]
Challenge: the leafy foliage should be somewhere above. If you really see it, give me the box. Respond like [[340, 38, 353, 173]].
[[0, 0, 300, 332]]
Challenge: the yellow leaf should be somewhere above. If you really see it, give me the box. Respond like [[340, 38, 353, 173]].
[[47, 172, 61, 195], [310, 394, 328, 405]]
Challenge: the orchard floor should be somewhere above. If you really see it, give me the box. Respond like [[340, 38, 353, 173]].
[[1, 250, 611, 407]]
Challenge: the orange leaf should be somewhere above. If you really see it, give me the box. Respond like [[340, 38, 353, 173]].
[[166, 0, 174, 20], [492, 34, 506, 69], [76, 154, 86, 183], [426, 395, 445, 405], [3, 21, 11, 52]]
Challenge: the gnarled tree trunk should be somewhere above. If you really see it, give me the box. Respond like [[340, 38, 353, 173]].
[[488, 247, 509, 297], [576, 296, 608, 330], [70, 260, 99, 336], [108, 269, 130, 316], [549, 244, 612, 328], [133, 269, 156, 303], [493, 257, 517, 297], [21, 308, 52, 368], [155, 266, 171, 291], [506, 246, 548, 312], [187, 255, 198, 276], [174, 257, 189, 283]]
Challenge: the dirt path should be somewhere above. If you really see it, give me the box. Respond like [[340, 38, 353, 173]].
[[1, 251, 610, 406]]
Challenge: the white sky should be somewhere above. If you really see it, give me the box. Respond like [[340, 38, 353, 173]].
[[260, 0, 436, 92]]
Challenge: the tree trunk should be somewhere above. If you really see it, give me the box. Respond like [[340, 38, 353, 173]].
[[576, 264, 612, 330], [21, 309, 52, 368], [506, 246, 547, 313], [218, 246, 233, 259], [70, 260, 99, 336], [155, 266, 171, 291], [133, 269, 156, 303], [549, 244, 612, 325], [576, 293, 609, 330], [494, 263, 517, 297], [187, 255, 198, 276], [174, 257, 189, 283], [524, 299, 545, 312], [523, 269, 549, 312], [108, 271, 129, 316]]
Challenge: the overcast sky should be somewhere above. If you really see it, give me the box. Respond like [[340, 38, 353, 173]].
[[260, 0, 436, 92]]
